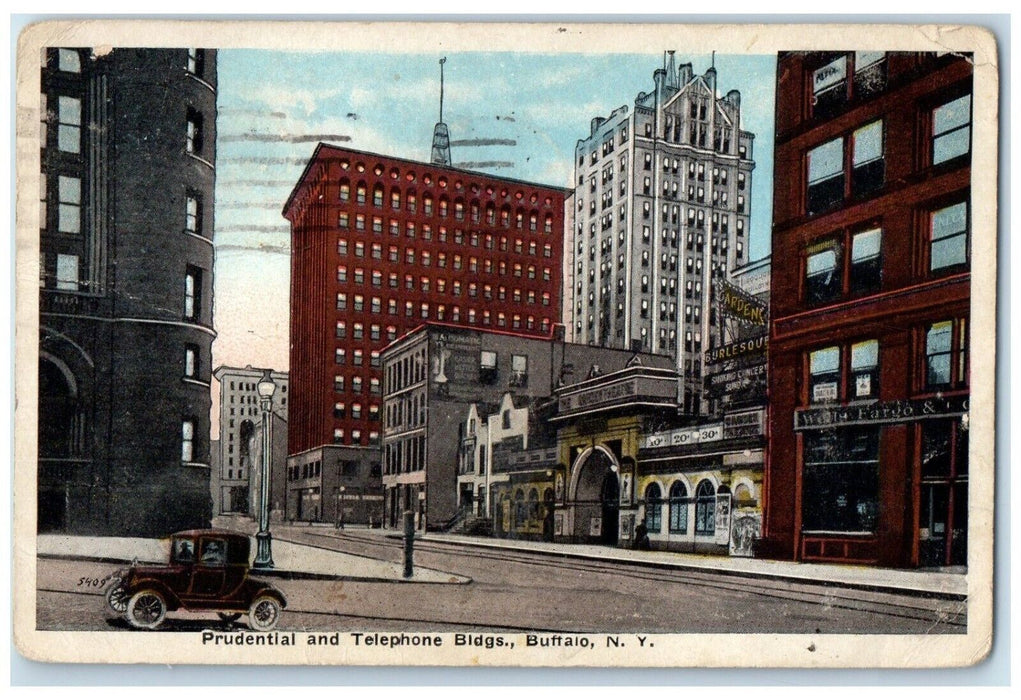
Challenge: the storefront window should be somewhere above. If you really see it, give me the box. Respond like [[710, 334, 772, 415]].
[[919, 418, 968, 567], [668, 481, 688, 534], [644, 482, 663, 533], [802, 428, 879, 533], [695, 480, 716, 535]]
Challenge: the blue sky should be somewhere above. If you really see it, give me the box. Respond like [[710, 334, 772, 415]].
[[212, 50, 777, 378]]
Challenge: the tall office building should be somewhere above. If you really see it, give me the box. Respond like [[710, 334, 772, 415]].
[[282, 145, 566, 519], [38, 48, 217, 536], [762, 52, 972, 568], [570, 53, 755, 415], [211, 365, 288, 516]]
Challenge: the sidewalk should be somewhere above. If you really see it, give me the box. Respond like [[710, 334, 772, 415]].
[[413, 531, 967, 599], [36, 534, 470, 585]]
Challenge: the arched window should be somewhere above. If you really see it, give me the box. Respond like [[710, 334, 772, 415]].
[[644, 482, 663, 532], [514, 488, 526, 528], [695, 480, 716, 535], [669, 481, 688, 533], [528, 488, 539, 522], [733, 482, 753, 507]]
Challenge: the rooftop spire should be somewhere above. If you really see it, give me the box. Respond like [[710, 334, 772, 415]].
[[430, 57, 451, 166]]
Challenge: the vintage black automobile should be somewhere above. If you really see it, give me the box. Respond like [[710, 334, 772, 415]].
[[105, 529, 286, 631]]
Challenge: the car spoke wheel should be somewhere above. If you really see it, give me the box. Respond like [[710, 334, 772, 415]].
[[105, 582, 129, 614], [126, 590, 166, 630], [248, 596, 281, 632]]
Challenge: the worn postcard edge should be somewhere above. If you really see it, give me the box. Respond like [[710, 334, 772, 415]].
[[12, 19, 999, 668]]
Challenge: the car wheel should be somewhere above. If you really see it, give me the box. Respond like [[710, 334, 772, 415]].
[[105, 581, 129, 614], [217, 612, 242, 625], [248, 595, 281, 632], [126, 590, 167, 630]]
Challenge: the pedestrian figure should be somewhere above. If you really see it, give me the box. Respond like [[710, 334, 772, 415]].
[[634, 520, 650, 550]]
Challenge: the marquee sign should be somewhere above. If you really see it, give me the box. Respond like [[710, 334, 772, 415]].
[[717, 280, 768, 327], [704, 334, 767, 365], [641, 423, 724, 450], [794, 396, 969, 431], [558, 380, 637, 413]]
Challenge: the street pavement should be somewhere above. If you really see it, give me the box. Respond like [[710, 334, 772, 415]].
[[37, 522, 966, 598], [418, 531, 968, 599], [36, 532, 469, 584]]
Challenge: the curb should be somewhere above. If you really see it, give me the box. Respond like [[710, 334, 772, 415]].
[[414, 535, 967, 601]]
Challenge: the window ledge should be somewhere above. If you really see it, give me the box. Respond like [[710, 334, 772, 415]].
[[187, 153, 215, 170], [185, 72, 216, 94]]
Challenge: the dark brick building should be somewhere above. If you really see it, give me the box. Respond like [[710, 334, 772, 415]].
[[38, 48, 217, 536], [282, 145, 566, 517], [762, 52, 972, 568]]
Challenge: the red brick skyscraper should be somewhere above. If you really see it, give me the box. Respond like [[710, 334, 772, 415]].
[[283, 145, 566, 466]]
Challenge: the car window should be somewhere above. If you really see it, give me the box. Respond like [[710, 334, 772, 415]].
[[199, 538, 227, 566], [172, 538, 195, 564]]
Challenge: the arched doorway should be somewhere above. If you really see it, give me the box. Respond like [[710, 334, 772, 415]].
[[572, 447, 620, 545], [38, 357, 80, 532]]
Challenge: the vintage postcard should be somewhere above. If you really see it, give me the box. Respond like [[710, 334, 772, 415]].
[[13, 20, 998, 667]]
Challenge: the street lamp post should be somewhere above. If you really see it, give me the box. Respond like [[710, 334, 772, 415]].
[[338, 486, 346, 530], [253, 369, 276, 571]]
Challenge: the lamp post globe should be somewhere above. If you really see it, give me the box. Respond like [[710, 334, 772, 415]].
[[253, 369, 276, 571]]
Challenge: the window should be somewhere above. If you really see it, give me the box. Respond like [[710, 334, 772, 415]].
[[806, 138, 844, 215], [510, 354, 528, 387], [919, 418, 969, 567], [811, 52, 886, 118], [184, 267, 201, 320], [181, 419, 195, 462], [932, 94, 972, 165], [805, 227, 882, 304], [57, 96, 81, 153], [853, 51, 886, 97], [851, 120, 884, 195], [929, 201, 969, 271], [811, 55, 847, 118], [668, 482, 688, 534], [185, 193, 201, 234], [694, 480, 715, 536], [809, 346, 840, 403], [184, 345, 198, 378], [186, 49, 204, 76], [53, 253, 79, 291], [850, 339, 879, 400], [849, 228, 882, 295], [479, 351, 498, 384], [186, 108, 203, 155], [807, 122, 884, 215], [809, 339, 879, 403], [57, 176, 81, 234], [802, 428, 879, 533], [58, 48, 81, 73], [925, 318, 968, 390], [644, 483, 663, 533]]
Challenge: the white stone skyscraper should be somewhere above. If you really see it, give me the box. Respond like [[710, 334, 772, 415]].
[[569, 53, 755, 415]]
